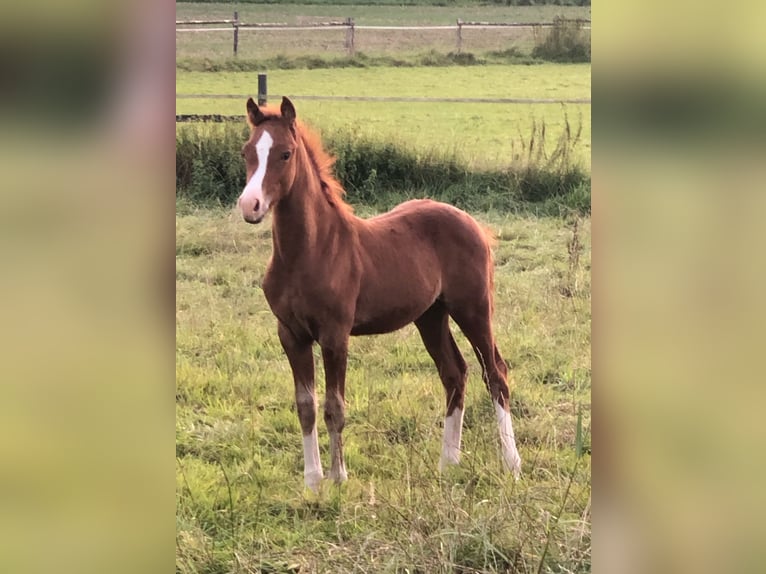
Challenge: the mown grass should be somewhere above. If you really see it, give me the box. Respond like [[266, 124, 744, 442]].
[[176, 204, 591, 573], [176, 64, 590, 100], [176, 64, 592, 169]]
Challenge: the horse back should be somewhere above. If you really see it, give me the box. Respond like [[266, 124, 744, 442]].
[[351, 200, 494, 333], [364, 199, 492, 270]]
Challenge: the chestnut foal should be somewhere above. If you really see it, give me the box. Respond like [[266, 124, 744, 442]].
[[238, 97, 521, 491]]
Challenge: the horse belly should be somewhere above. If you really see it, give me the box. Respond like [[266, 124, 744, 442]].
[[351, 273, 439, 336], [350, 307, 425, 336]]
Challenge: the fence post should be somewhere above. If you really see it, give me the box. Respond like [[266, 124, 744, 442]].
[[345, 18, 355, 56], [233, 11, 239, 56], [257, 74, 267, 106], [456, 19, 463, 53]]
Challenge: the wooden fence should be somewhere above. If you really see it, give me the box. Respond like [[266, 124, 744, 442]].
[[176, 13, 591, 56]]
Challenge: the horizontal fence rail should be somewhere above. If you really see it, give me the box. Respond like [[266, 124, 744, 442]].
[[176, 94, 591, 104], [177, 26, 346, 32], [176, 93, 591, 123], [176, 14, 591, 55], [175, 21, 591, 29], [175, 23, 592, 32], [176, 19, 237, 25], [176, 114, 239, 123]]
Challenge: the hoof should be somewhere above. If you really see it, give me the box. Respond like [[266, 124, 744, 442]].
[[328, 467, 348, 484], [438, 454, 460, 473], [304, 470, 324, 493], [505, 453, 522, 480]]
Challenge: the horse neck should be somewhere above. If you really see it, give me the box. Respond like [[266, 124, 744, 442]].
[[271, 140, 350, 263]]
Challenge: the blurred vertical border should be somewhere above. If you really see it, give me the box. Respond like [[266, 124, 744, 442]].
[[595, 0, 766, 572], [0, 1, 175, 573]]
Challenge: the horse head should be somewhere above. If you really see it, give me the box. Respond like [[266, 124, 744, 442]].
[[238, 96, 298, 224]]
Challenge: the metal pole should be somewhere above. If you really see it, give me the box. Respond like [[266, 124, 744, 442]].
[[456, 19, 463, 54], [257, 74, 267, 105]]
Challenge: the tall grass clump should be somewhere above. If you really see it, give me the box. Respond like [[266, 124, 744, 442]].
[[507, 112, 591, 215], [176, 118, 589, 214], [176, 123, 249, 206], [328, 131, 468, 204], [532, 17, 591, 63]]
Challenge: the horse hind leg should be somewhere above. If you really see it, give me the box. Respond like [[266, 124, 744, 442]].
[[414, 301, 468, 471], [320, 338, 349, 485], [450, 303, 522, 478]]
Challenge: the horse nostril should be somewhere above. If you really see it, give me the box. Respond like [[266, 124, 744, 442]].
[[253, 199, 260, 212]]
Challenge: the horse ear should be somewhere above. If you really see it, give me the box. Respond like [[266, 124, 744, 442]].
[[246, 97, 265, 126], [281, 96, 296, 123]]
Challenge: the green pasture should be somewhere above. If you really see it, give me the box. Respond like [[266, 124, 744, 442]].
[[176, 65, 592, 169], [176, 205, 591, 573]]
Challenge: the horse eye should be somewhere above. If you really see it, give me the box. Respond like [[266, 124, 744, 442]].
[[282, 151, 292, 161]]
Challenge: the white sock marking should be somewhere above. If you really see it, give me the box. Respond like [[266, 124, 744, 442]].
[[302, 427, 323, 492], [495, 400, 522, 478], [239, 130, 273, 215], [440, 407, 464, 470]]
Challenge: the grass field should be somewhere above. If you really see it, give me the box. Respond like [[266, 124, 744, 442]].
[[176, 65, 591, 169], [176, 204, 591, 573], [177, 4, 591, 569], [176, 3, 591, 61]]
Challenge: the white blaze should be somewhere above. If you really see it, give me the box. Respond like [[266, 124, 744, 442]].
[[440, 407, 464, 470], [302, 428, 323, 492], [495, 400, 522, 478], [239, 130, 274, 213]]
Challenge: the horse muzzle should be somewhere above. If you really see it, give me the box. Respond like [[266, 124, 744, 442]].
[[238, 195, 268, 224], [243, 212, 265, 225]]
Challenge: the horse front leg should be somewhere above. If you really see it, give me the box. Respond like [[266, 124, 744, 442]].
[[320, 338, 349, 484], [278, 322, 323, 492]]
